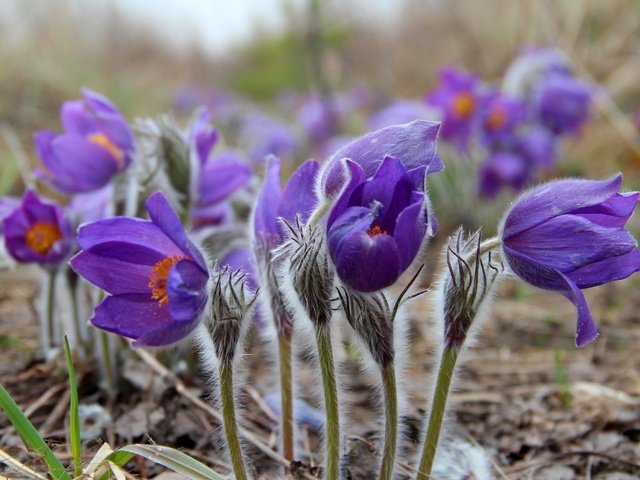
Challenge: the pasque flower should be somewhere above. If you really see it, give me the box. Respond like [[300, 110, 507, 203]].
[[3, 190, 72, 265], [34, 89, 134, 194], [426, 66, 483, 150], [70, 192, 209, 346], [535, 73, 592, 136], [327, 156, 433, 292], [500, 174, 640, 347], [479, 92, 527, 147]]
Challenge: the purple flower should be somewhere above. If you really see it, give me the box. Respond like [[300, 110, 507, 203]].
[[516, 126, 556, 170], [478, 152, 529, 198], [0, 197, 20, 234], [319, 120, 442, 200], [253, 155, 320, 250], [240, 112, 298, 164], [503, 48, 570, 97], [3, 190, 72, 265], [368, 100, 431, 131], [535, 73, 592, 136], [221, 247, 258, 291], [70, 192, 209, 346], [34, 89, 134, 194], [500, 174, 640, 347], [480, 92, 527, 147], [327, 156, 431, 292], [297, 96, 339, 146], [426, 67, 483, 149]]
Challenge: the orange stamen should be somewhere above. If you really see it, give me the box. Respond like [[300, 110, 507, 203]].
[[87, 132, 125, 169], [148, 255, 186, 306], [367, 225, 388, 237], [25, 221, 63, 255], [451, 92, 476, 119], [486, 106, 507, 130]]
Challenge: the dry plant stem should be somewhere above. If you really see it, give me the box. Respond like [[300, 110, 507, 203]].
[[379, 364, 398, 480], [278, 332, 294, 466], [416, 347, 460, 480], [315, 324, 340, 480], [219, 362, 248, 480]]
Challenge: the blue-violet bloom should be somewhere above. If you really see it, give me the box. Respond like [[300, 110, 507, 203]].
[[500, 174, 640, 347], [70, 192, 209, 346]]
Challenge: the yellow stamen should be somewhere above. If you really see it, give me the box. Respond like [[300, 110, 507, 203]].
[[451, 92, 476, 119], [367, 225, 388, 237], [25, 221, 63, 255], [486, 106, 507, 131], [148, 255, 186, 306], [87, 132, 125, 169]]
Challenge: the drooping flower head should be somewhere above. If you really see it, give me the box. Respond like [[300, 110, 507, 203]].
[[499, 174, 640, 347], [70, 192, 209, 346], [34, 89, 134, 194], [327, 156, 435, 292], [426, 67, 484, 150], [3, 190, 73, 265]]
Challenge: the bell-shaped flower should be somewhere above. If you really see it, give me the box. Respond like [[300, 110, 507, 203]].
[[70, 192, 209, 346], [34, 89, 134, 194], [2, 190, 72, 265], [327, 156, 433, 293], [500, 174, 640, 347]]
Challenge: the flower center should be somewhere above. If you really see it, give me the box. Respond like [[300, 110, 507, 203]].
[[451, 92, 476, 119], [25, 221, 63, 255], [486, 106, 507, 131], [367, 225, 388, 237], [148, 255, 186, 306], [87, 132, 125, 169]]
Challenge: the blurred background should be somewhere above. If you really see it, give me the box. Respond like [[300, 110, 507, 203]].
[[2, 0, 640, 197]]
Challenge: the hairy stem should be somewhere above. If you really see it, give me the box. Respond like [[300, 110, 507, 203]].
[[99, 332, 115, 394], [219, 363, 248, 480], [315, 325, 340, 480], [416, 347, 460, 480], [307, 201, 330, 229], [278, 333, 294, 466], [67, 273, 86, 354], [379, 364, 398, 480], [44, 270, 56, 352]]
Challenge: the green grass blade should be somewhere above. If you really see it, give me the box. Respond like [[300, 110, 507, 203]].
[[0, 384, 71, 480], [110, 444, 226, 480], [63, 336, 82, 478]]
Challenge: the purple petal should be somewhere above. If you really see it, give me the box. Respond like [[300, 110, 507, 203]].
[[393, 198, 426, 271], [198, 156, 252, 205], [167, 259, 208, 322], [570, 192, 639, 228], [328, 206, 401, 292], [277, 159, 320, 228], [60, 100, 96, 136], [502, 174, 623, 238], [253, 155, 282, 242], [221, 248, 258, 290], [325, 120, 441, 179], [505, 214, 637, 272], [77, 217, 182, 260], [566, 248, 640, 289], [145, 192, 207, 270], [91, 294, 170, 340], [81, 88, 120, 115], [557, 272, 599, 347], [326, 159, 365, 228], [190, 108, 218, 165], [70, 251, 154, 294]]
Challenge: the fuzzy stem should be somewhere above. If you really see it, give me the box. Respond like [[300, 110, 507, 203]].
[[67, 274, 86, 354], [307, 201, 330, 229], [219, 363, 248, 480], [99, 332, 114, 394], [278, 332, 294, 466], [416, 347, 460, 480], [315, 325, 340, 480], [379, 363, 398, 480], [44, 270, 56, 352], [479, 236, 501, 255]]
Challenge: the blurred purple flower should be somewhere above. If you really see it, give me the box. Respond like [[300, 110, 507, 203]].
[[327, 156, 432, 292], [535, 73, 592, 136], [68, 185, 114, 224], [241, 112, 298, 164], [478, 151, 529, 198], [426, 67, 484, 150], [503, 47, 570, 97], [515, 126, 556, 170], [221, 247, 258, 291], [480, 92, 527, 147], [70, 192, 209, 346], [368, 100, 431, 131], [34, 89, 134, 194], [319, 120, 442, 200], [264, 392, 324, 430], [500, 174, 640, 347], [3, 190, 72, 265], [0, 197, 20, 234], [297, 96, 339, 147]]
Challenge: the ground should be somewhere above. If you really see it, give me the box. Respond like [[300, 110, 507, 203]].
[[0, 266, 639, 479]]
